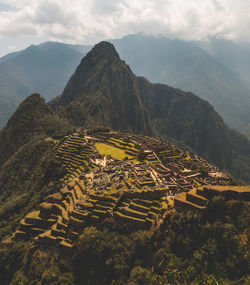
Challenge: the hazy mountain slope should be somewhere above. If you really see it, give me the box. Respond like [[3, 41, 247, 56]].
[[0, 62, 32, 126], [51, 42, 250, 183], [197, 38, 250, 91], [137, 78, 231, 165], [0, 97, 21, 130], [0, 42, 90, 128], [5, 43, 87, 98], [111, 34, 250, 131]]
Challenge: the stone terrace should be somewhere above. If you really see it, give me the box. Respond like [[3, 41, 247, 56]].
[[12, 130, 237, 251], [174, 185, 250, 212]]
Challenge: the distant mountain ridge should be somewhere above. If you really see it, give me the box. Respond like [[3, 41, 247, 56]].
[[1, 34, 250, 132], [196, 38, 250, 92], [0, 42, 90, 127]]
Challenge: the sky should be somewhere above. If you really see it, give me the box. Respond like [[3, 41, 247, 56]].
[[0, 0, 250, 56]]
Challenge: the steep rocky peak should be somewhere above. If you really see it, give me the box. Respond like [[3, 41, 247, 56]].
[[84, 41, 121, 64], [52, 41, 134, 108], [50, 41, 154, 136]]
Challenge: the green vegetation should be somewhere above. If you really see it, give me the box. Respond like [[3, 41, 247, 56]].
[[195, 165, 209, 176], [0, 94, 72, 166], [0, 136, 66, 240], [0, 242, 74, 285], [1, 198, 248, 284], [74, 198, 250, 284], [95, 143, 135, 161]]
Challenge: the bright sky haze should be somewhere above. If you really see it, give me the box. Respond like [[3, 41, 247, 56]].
[[0, 0, 249, 56]]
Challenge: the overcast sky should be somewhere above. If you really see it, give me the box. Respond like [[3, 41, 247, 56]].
[[0, 0, 249, 56]]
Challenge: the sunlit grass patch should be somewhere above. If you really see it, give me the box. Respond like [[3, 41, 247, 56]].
[[95, 142, 136, 161]]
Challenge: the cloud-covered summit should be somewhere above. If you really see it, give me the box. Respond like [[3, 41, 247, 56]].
[[0, 0, 249, 55]]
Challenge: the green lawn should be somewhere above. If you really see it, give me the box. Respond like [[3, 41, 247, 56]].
[[95, 143, 136, 161]]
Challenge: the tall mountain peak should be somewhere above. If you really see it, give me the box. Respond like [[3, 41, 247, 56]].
[[69, 41, 121, 75], [85, 41, 120, 62], [73, 40, 123, 76], [51, 41, 154, 135]]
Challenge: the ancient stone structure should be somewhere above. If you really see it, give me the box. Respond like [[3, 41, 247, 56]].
[[174, 185, 250, 212], [13, 130, 248, 252]]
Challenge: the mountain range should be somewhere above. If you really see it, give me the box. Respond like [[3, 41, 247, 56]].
[[110, 35, 250, 132], [1, 42, 249, 184], [0, 42, 90, 127], [0, 34, 250, 135], [196, 38, 250, 91]]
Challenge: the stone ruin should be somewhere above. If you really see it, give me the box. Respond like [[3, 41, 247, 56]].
[[12, 130, 249, 254]]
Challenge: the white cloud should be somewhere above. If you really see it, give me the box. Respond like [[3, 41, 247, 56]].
[[0, 0, 249, 48]]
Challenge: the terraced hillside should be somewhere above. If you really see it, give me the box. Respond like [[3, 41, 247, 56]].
[[174, 186, 250, 212], [12, 130, 249, 253], [55, 135, 95, 182]]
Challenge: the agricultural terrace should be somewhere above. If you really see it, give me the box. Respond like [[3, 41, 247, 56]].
[[12, 130, 246, 253]]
